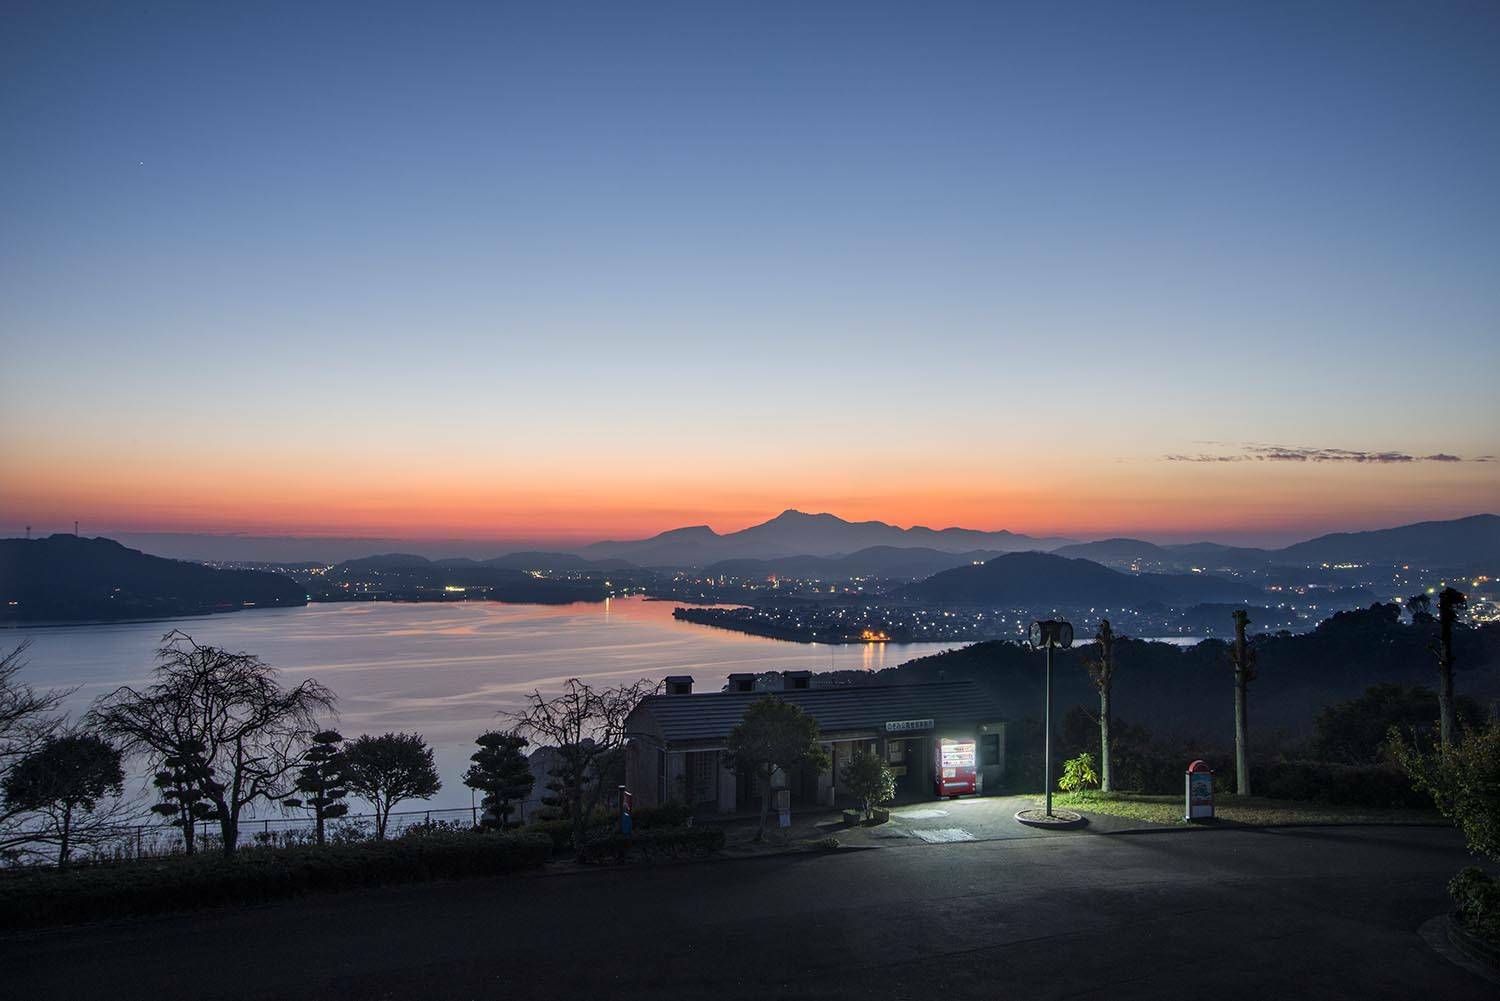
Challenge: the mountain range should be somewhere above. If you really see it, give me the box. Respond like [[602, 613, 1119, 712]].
[[1051, 513, 1499, 571], [578, 509, 1073, 566]]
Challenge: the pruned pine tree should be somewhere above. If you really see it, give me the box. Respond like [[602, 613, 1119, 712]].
[[149, 741, 220, 855], [462, 731, 535, 829], [283, 728, 348, 845]]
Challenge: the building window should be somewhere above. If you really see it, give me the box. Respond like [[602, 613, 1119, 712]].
[[980, 733, 1000, 767], [887, 740, 905, 764]]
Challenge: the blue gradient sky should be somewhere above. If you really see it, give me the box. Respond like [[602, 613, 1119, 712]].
[[2, 1, 1498, 545]]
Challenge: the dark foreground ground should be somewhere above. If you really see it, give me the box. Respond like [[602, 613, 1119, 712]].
[[1, 825, 1490, 1000]]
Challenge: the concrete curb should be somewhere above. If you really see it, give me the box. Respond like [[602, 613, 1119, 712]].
[[1094, 819, 1453, 837], [1419, 914, 1500, 985]]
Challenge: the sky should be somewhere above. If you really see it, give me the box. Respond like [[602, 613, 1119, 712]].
[[3, 1, 1498, 550]]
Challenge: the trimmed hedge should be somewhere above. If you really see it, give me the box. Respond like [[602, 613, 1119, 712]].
[[523, 817, 613, 853], [0, 831, 553, 930], [578, 825, 726, 865]]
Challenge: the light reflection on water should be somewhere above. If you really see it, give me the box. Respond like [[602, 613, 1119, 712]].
[[6, 597, 957, 808]]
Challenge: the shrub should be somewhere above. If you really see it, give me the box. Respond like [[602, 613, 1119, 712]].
[[577, 825, 725, 864], [523, 816, 612, 853], [398, 818, 475, 841], [0, 831, 553, 930], [840, 749, 896, 820], [632, 801, 694, 830], [1394, 717, 1500, 860], [1449, 867, 1500, 944], [1058, 753, 1100, 793]]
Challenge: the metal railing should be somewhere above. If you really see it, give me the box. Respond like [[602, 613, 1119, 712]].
[[5, 806, 491, 868]]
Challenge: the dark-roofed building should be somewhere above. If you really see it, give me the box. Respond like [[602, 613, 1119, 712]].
[[624, 674, 1007, 814]]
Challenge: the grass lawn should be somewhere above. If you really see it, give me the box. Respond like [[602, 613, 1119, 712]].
[[1043, 791, 1445, 828]]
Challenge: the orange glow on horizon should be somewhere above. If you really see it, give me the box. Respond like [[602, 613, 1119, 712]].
[[4, 439, 1496, 546]]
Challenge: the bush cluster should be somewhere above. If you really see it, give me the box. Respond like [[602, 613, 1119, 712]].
[[577, 825, 725, 864], [1253, 760, 1431, 809], [522, 816, 612, 852], [1449, 867, 1500, 944], [0, 830, 552, 930], [632, 801, 694, 829]]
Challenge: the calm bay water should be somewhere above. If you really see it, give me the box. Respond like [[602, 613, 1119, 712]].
[[5, 597, 955, 809]]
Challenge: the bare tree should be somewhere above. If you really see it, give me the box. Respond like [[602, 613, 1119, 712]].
[[1230, 609, 1256, 796], [506, 678, 656, 852], [0, 642, 70, 858], [87, 631, 335, 856], [1082, 620, 1116, 793], [1435, 586, 1468, 751]]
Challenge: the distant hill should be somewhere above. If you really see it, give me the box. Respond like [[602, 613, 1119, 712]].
[[481, 551, 634, 572], [1051, 538, 1173, 563], [845, 604, 1500, 737], [706, 546, 1003, 580], [333, 553, 434, 572], [336, 552, 629, 573], [0, 535, 307, 622], [580, 509, 1074, 566], [1273, 513, 1500, 567], [899, 551, 1263, 607], [322, 553, 609, 604], [1054, 515, 1500, 572]]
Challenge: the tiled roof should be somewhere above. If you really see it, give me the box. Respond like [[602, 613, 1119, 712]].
[[627, 680, 1005, 744]]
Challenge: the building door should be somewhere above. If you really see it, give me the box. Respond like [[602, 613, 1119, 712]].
[[887, 737, 929, 799], [687, 751, 717, 806]]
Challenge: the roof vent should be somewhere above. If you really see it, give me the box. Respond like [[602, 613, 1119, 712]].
[[726, 673, 756, 693], [664, 676, 694, 695], [783, 670, 812, 690]]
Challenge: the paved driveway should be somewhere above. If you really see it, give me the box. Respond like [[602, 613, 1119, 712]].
[[829, 793, 1157, 845], [3, 824, 1490, 1000]]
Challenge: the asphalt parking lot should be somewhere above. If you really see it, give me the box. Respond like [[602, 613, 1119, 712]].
[[4, 821, 1490, 1001], [828, 794, 1154, 845]]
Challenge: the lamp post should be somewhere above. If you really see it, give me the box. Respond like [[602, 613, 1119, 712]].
[[1028, 619, 1074, 817]]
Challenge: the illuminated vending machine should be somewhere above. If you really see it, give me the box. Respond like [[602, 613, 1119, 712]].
[[934, 737, 977, 797]]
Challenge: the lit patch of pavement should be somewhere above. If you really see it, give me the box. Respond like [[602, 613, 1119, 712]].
[[911, 828, 976, 843], [890, 809, 950, 820]]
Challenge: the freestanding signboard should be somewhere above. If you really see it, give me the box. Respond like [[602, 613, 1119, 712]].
[[1185, 760, 1214, 822]]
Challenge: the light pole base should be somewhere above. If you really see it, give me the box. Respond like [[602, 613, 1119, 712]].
[[1015, 808, 1086, 830]]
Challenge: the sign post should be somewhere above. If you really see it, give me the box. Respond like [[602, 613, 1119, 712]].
[[1029, 619, 1074, 817]]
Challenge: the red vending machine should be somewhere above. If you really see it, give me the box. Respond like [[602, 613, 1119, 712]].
[[934, 737, 977, 797]]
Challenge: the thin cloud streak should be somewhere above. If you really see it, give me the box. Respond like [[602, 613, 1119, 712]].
[[1166, 444, 1489, 464]]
